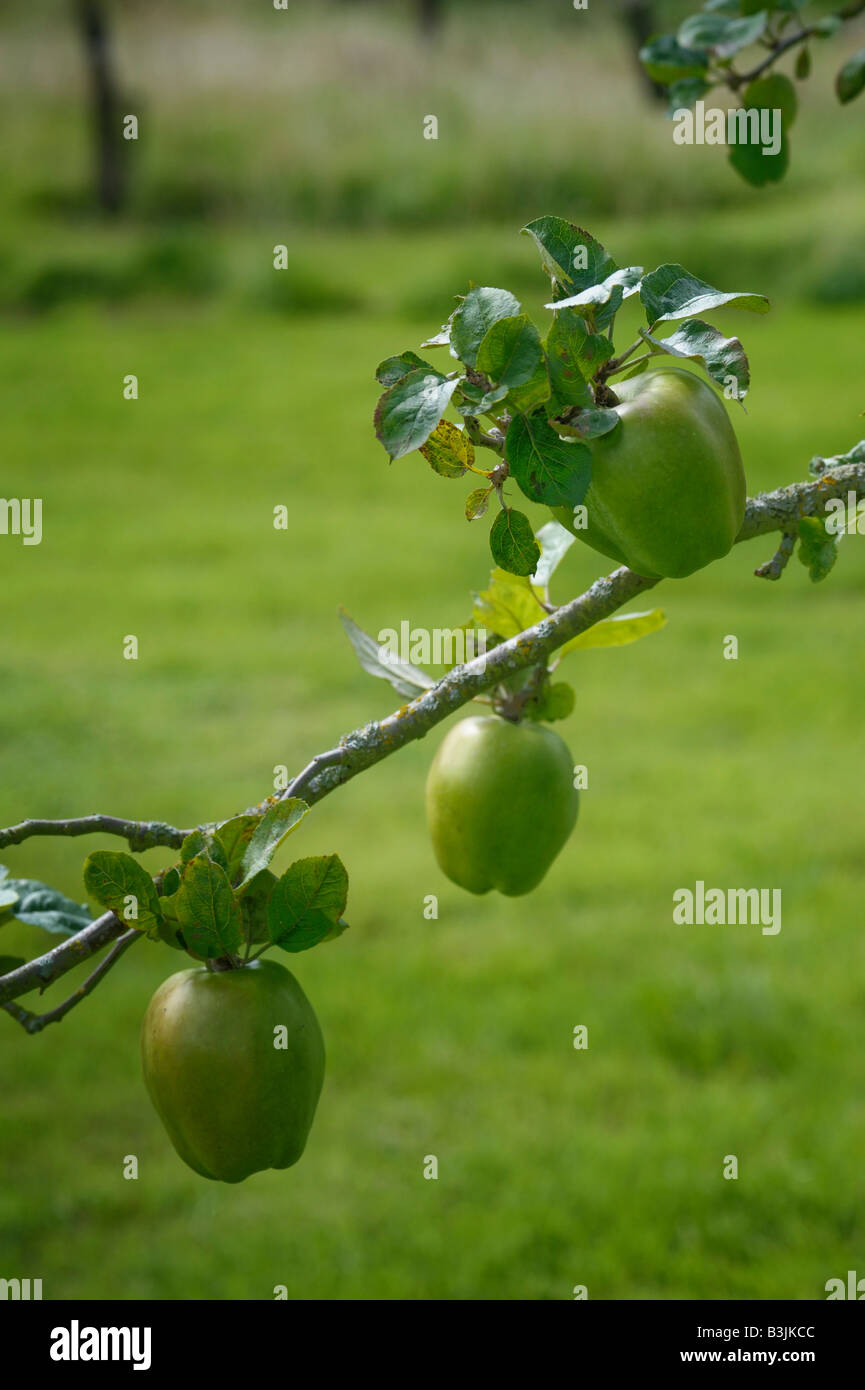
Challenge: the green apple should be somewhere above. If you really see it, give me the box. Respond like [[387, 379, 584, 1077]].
[[141, 959, 325, 1183], [426, 714, 579, 896], [551, 365, 746, 578]]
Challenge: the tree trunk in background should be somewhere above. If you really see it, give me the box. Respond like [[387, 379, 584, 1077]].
[[418, 0, 443, 40], [620, 0, 666, 103], [74, 0, 126, 213]]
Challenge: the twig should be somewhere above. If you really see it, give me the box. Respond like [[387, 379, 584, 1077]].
[[282, 748, 347, 801], [1, 929, 142, 1034], [754, 530, 797, 580], [0, 909, 124, 1007], [0, 814, 189, 853], [729, 0, 865, 89]]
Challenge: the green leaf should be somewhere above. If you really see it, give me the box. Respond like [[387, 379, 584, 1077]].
[[180, 830, 207, 863], [545, 313, 594, 411], [546, 267, 642, 314], [506, 411, 592, 508], [476, 314, 543, 389], [374, 368, 459, 462], [159, 866, 181, 899], [450, 287, 521, 368], [0, 955, 26, 975], [489, 508, 541, 578], [797, 517, 839, 582], [173, 857, 243, 958], [83, 851, 163, 932], [641, 35, 708, 85], [639, 319, 750, 400], [420, 314, 455, 349], [419, 418, 473, 477], [267, 854, 349, 953], [213, 815, 260, 883], [0, 871, 95, 934], [795, 46, 811, 81], [237, 798, 310, 890], [837, 49, 865, 105], [522, 217, 617, 300], [532, 521, 575, 590], [319, 917, 350, 945], [339, 607, 435, 700], [667, 76, 712, 113], [554, 406, 620, 441], [640, 264, 769, 325], [504, 358, 551, 414], [239, 868, 278, 945], [455, 379, 509, 418], [728, 128, 789, 186], [376, 351, 437, 387], [0, 881, 19, 913], [726, 74, 795, 187], [678, 11, 769, 60], [557, 609, 667, 658], [529, 681, 575, 723], [465, 486, 492, 520], [743, 73, 797, 129], [472, 568, 546, 639], [814, 15, 843, 37]]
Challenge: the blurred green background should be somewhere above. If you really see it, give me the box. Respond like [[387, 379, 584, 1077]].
[[1, 0, 864, 1301]]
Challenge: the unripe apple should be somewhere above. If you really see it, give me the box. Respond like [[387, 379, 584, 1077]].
[[551, 366, 746, 579]]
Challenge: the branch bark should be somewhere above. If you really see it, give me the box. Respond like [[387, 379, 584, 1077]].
[[2, 461, 863, 1014], [0, 814, 189, 852]]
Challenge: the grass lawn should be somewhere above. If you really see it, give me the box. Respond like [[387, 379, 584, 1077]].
[[1, 252, 864, 1299]]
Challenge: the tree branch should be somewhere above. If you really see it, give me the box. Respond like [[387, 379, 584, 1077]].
[[2, 460, 864, 1013], [729, 0, 865, 88], [0, 909, 125, 1007], [1, 928, 142, 1033], [0, 814, 190, 852]]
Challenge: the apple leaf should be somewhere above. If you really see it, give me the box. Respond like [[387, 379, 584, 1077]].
[[677, 11, 769, 61], [546, 267, 642, 313], [489, 508, 541, 578], [465, 486, 492, 521], [554, 406, 620, 441], [450, 287, 521, 368], [472, 568, 546, 639], [374, 368, 460, 462], [339, 607, 436, 700], [213, 815, 260, 883], [506, 411, 592, 508], [0, 872, 95, 936], [522, 217, 617, 299], [267, 854, 349, 954], [798, 517, 839, 583], [546, 314, 595, 411], [420, 418, 473, 478], [640, 264, 769, 325], [532, 520, 575, 590], [476, 314, 543, 389], [375, 351, 438, 388], [236, 799, 310, 890], [83, 850, 163, 933], [639, 318, 750, 401], [837, 48, 865, 104], [556, 609, 667, 658], [640, 35, 709, 85], [173, 857, 243, 959]]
